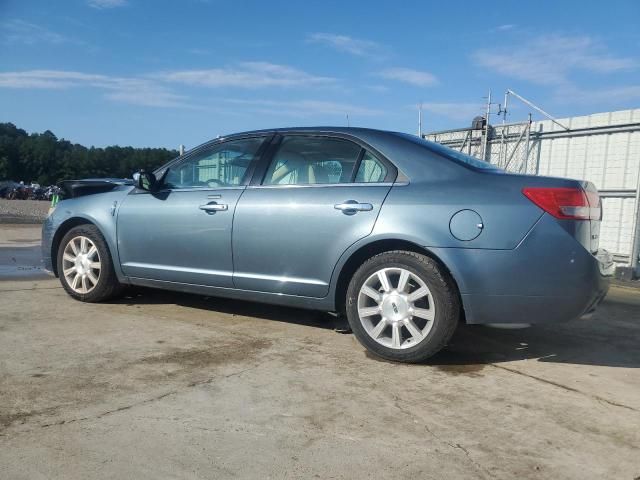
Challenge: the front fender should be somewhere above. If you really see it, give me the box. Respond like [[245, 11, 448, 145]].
[[42, 188, 131, 282]]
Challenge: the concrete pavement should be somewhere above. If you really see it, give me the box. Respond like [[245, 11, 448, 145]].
[[0, 224, 638, 479]]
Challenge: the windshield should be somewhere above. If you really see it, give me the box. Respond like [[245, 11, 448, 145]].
[[394, 133, 504, 172]]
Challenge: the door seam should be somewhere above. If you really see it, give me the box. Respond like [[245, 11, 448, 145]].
[[230, 186, 248, 288]]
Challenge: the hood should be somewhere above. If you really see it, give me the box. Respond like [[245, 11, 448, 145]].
[[59, 178, 134, 199]]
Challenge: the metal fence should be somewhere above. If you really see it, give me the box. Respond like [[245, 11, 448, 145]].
[[425, 109, 640, 269], [427, 122, 536, 173]]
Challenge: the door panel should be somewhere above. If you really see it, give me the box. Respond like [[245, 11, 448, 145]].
[[117, 188, 242, 287], [117, 135, 268, 287], [232, 185, 391, 297]]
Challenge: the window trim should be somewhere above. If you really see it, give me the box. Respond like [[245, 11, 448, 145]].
[[350, 149, 390, 184], [246, 182, 396, 190], [350, 148, 366, 183], [250, 135, 283, 186], [252, 132, 397, 187]]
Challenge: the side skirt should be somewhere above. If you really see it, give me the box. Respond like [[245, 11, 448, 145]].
[[127, 276, 335, 311]]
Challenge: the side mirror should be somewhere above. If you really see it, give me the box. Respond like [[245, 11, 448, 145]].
[[132, 170, 157, 191]]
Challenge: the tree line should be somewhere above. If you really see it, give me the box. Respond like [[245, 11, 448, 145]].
[[0, 122, 178, 185]]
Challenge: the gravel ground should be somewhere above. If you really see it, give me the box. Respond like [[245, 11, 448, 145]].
[[0, 198, 49, 224]]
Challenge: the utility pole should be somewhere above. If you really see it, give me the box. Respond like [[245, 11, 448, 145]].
[[179, 144, 185, 156], [481, 90, 492, 161], [500, 90, 509, 166], [346, 114, 350, 127], [524, 113, 532, 174], [502, 90, 509, 124]]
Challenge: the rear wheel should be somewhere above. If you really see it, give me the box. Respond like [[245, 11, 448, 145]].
[[346, 251, 460, 363], [57, 225, 124, 302]]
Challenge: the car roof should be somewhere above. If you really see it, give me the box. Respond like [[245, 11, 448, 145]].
[[217, 126, 412, 163], [219, 126, 402, 139]]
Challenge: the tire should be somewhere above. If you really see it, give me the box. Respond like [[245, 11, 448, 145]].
[[346, 250, 460, 363], [56, 224, 124, 302]]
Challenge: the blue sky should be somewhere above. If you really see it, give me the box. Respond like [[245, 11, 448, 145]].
[[0, 0, 639, 149]]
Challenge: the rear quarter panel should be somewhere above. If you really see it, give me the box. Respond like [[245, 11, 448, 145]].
[[374, 175, 543, 250]]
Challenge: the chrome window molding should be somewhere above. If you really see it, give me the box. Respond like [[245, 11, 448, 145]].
[[157, 186, 246, 193], [246, 182, 397, 190], [130, 186, 246, 195]]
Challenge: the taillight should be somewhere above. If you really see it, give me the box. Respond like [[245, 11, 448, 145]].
[[522, 187, 601, 220]]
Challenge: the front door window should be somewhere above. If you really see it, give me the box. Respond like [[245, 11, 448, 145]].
[[165, 137, 266, 189]]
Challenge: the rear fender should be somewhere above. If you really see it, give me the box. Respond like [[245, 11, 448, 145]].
[[328, 232, 467, 313], [374, 180, 544, 251]]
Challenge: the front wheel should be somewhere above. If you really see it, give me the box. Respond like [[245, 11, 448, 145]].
[[346, 251, 460, 363], [56, 224, 124, 302]]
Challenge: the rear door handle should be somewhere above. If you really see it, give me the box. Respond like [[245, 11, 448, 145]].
[[334, 200, 373, 213], [199, 203, 228, 212]]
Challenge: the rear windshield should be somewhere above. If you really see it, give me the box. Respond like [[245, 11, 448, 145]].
[[394, 133, 504, 172]]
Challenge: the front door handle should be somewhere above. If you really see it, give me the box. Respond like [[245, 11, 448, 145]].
[[199, 203, 228, 212], [334, 200, 373, 213]]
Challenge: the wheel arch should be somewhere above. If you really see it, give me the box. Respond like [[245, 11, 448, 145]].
[[50, 217, 111, 277], [332, 238, 464, 320]]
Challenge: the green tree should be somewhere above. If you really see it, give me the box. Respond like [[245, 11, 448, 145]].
[[0, 123, 178, 184]]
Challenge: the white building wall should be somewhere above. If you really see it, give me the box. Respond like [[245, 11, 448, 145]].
[[599, 197, 636, 257]]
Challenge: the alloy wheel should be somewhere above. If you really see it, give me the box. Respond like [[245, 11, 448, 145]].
[[62, 236, 101, 294], [357, 267, 436, 349]]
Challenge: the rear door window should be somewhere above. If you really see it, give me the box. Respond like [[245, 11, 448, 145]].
[[263, 136, 362, 185], [355, 151, 388, 183]]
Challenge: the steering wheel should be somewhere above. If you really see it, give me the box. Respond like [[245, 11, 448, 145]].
[[204, 179, 227, 187]]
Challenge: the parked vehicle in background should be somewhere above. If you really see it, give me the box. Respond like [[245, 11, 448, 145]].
[[43, 185, 61, 201], [6, 183, 30, 200], [0, 181, 19, 198], [42, 128, 614, 363], [29, 186, 46, 201], [0, 181, 61, 200]]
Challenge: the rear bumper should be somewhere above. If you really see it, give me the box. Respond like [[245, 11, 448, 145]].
[[577, 249, 613, 320], [460, 282, 609, 324], [430, 215, 613, 325]]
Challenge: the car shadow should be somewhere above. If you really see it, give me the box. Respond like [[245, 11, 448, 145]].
[[435, 289, 640, 369], [111, 286, 640, 369], [112, 287, 336, 330]]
